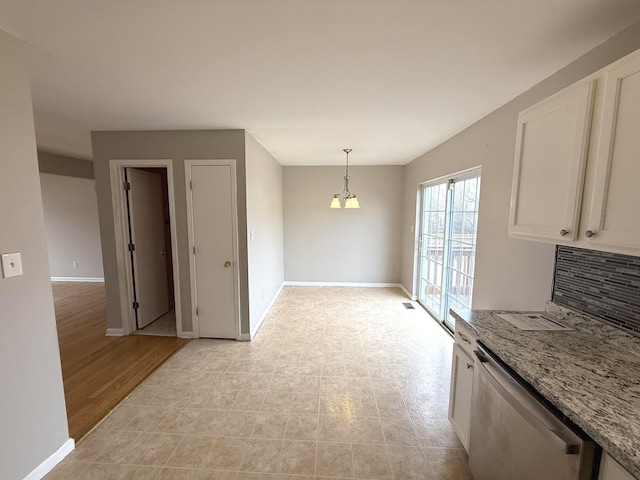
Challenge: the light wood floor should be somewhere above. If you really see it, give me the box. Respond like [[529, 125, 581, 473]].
[[52, 282, 188, 440]]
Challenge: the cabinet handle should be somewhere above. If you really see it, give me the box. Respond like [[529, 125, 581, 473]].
[[457, 331, 472, 344], [560, 229, 569, 236], [585, 230, 595, 238], [466, 363, 473, 369]]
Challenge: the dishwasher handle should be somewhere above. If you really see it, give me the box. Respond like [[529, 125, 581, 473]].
[[473, 348, 582, 455]]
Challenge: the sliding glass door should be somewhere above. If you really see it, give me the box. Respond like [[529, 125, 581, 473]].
[[417, 170, 481, 331]]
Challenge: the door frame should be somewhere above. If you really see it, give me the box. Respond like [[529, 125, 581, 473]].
[[109, 159, 183, 337], [184, 159, 241, 340], [414, 166, 481, 327]]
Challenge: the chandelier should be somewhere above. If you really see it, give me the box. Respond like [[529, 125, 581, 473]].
[[330, 148, 360, 209]]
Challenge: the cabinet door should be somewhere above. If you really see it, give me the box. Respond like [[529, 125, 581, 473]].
[[448, 344, 474, 451], [509, 80, 595, 242], [599, 452, 636, 480], [586, 54, 640, 252]]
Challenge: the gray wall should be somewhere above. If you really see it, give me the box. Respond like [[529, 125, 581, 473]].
[[245, 133, 284, 333], [40, 173, 104, 279], [91, 130, 250, 335], [0, 29, 69, 479], [38, 150, 95, 179], [400, 21, 640, 311], [284, 165, 404, 283]]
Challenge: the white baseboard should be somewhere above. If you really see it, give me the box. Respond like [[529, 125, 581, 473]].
[[238, 333, 251, 341], [51, 277, 104, 283], [250, 283, 284, 339], [23, 438, 74, 480], [179, 331, 196, 339], [105, 328, 124, 336], [398, 284, 417, 300], [283, 281, 404, 288]]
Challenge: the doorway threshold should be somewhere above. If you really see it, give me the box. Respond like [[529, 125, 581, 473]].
[[134, 309, 176, 337]]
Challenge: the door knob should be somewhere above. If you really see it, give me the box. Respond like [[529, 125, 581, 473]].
[[224, 261, 231, 268]]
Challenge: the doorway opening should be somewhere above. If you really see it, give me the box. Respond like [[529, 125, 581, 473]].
[[416, 167, 481, 331], [110, 159, 182, 337], [126, 167, 176, 336]]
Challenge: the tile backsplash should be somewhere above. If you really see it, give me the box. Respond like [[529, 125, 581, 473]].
[[552, 246, 640, 334]]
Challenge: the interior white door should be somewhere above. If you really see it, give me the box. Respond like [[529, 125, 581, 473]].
[[127, 168, 170, 329], [187, 163, 237, 339]]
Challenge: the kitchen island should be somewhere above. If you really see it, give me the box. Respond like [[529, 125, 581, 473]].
[[451, 304, 640, 479]]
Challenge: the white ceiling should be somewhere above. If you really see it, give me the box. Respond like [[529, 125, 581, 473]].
[[1, 1, 639, 165]]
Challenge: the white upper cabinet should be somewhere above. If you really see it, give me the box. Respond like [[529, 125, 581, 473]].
[[585, 53, 640, 251], [509, 48, 640, 256], [510, 80, 595, 242]]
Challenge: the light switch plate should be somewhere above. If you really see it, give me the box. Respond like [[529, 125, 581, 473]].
[[1, 252, 23, 278]]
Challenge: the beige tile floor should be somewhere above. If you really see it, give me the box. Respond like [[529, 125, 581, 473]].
[[46, 287, 473, 480], [137, 310, 177, 337]]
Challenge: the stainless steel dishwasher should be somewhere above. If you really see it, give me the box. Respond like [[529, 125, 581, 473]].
[[468, 343, 598, 480]]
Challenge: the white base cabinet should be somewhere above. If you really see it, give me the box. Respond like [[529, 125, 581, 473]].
[[599, 452, 637, 480], [448, 343, 474, 451]]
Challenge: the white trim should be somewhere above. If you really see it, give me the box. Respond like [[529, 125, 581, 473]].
[[105, 328, 124, 336], [23, 438, 74, 480], [109, 162, 135, 335], [238, 333, 251, 341], [411, 184, 422, 302], [51, 277, 104, 282], [283, 281, 404, 288], [178, 331, 196, 339], [419, 166, 482, 189], [398, 283, 416, 300], [250, 283, 284, 339], [108, 159, 183, 338], [184, 159, 242, 340]]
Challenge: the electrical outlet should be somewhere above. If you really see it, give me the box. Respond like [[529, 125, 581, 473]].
[[1, 252, 23, 278], [73, 261, 78, 268]]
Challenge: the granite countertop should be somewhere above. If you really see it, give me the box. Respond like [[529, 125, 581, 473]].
[[451, 303, 640, 479]]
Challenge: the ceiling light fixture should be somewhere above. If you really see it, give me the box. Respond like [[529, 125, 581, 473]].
[[330, 148, 360, 209]]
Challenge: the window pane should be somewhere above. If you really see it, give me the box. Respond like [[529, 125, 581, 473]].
[[444, 175, 480, 327], [418, 173, 480, 328]]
